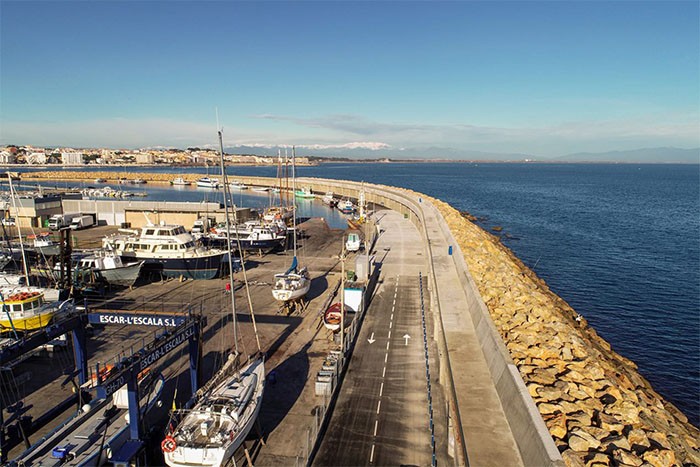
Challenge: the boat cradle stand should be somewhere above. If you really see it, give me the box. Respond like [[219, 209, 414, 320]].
[[278, 297, 307, 316]]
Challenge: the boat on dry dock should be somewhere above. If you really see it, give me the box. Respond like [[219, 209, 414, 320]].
[[0, 287, 73, 331], [76, 250, 145, 288], [101, 223, 228, 280], [162, 356, 264, 467]]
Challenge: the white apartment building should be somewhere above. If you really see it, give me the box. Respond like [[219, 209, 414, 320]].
[[61, 151, 84, 165], [135, 153, 155, 164], [0, 151, 16, 164], [26, 151, 47, 164]]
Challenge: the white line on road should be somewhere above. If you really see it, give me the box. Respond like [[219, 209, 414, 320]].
[[384, 353, 388, 363], [377, 400, 381, 414], [386, 341, 390, 350], [379, 382, 384, 397], [390, 313, 394, 320], [382, 366, 386, 378], [389, 320, 393, 329], [388, 330, 391, 339], [374, 419, 379, 436], [370, 444, 375, 463]]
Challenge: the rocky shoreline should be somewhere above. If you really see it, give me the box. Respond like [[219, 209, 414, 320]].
[[430, 197, 699, 467]]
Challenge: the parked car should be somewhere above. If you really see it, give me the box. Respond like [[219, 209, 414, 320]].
[[2, 217, 16, 226]]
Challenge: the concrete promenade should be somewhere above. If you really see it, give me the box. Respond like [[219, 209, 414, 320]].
[[419, 198, 525, 466]]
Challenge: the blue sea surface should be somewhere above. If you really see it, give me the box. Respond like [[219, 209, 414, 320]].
[[11, 163, 700, 425]]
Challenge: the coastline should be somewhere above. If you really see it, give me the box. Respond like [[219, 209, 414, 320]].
[[431, 197, 699, 466], [17, 170, 700, 466]]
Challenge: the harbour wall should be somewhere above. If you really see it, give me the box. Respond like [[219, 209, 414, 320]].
[[21, 171, 700, 466]]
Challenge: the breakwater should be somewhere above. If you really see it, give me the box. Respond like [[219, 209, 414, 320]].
[[21, 170, 700, 466], [433, 198, 699, 467]]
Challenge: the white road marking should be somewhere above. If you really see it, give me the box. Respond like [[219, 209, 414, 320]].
[[370, 444, 375, 463], [386, 341, 390, 351], [379, 382, 384, 397], [377, 400, 382, 414], [374, 419, 379, 436], [389, 320, 393, 329], [384, 353, 388, 363], [388, 330, 391, 339], [382, 366, 386, 378]]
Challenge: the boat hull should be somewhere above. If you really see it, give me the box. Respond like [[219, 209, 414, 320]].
[[99, 260, 144, 287], [164, 357, 265, 467], [0, 309, 56, 331], [122, 253, 226, 280], [271, 279, 311, 302]]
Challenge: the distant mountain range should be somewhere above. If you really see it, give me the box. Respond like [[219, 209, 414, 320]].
[[225, 145, 699, 164]]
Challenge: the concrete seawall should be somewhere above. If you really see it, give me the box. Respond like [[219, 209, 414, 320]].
[[22, 171, 700, 466]]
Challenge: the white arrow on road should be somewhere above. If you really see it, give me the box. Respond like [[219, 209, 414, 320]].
[[367, 332, 376, 344], [403, 334, 411, 346]]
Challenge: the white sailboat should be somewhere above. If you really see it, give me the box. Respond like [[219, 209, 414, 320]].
[[163, 127, 264, 467], [272, 147, 311, 303]]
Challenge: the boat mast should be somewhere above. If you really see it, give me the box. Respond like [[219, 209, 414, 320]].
[[291, 146, 298, 261], [217, 129, 239, 356], [340, 243, 346, 352], [7, 174, 30, 282]]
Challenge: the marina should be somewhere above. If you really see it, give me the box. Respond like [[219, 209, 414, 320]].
[[1, 169, 697, 467]]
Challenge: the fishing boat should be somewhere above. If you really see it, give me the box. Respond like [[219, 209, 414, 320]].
[[338, 199, 355, 214], [272, 147, 311, 303], [229, 181, 248, 190], [28, 233, 61, 257], [196, 177, 220, 189], [323, 302, 349, 332], [262, 206, 294, 223], [101, 223, 228, 280], [76, 250, 145, 288], [0, 288, 73, 331], [207, 222, 286, 253], [321, 192, 338, 207], [294, 187, 315, 199], [13, 371, 165, 466], [163, 127, 265, 467], [171, 177, 191, 186]]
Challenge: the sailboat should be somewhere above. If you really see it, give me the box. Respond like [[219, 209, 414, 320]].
[[272, 147, 311, 303], [163, 127, 265, 467], [1, 175, 73, 332]]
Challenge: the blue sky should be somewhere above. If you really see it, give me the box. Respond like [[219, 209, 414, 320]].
[[1, 1, 698, 158]]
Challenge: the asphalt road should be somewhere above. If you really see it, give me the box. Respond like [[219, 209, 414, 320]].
[[314, 210, 442, 466]]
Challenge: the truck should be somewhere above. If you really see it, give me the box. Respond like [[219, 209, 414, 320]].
[[48, 213, 80, 230], [69, 214, 96, 230]]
